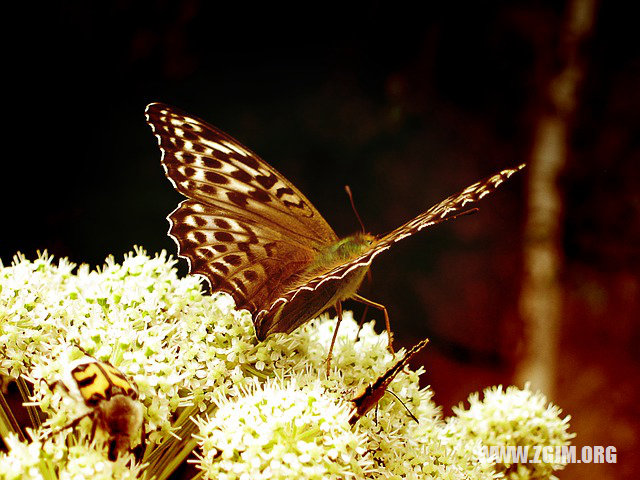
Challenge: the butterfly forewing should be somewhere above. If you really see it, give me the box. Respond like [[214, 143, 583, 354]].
[[146, 103, 336, 244], [377, 163, 526, 248], [260, 164, 525, 325], [146, 103, 338, 312]]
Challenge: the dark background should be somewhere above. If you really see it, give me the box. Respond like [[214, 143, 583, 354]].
[[4, 2, 638, 478]]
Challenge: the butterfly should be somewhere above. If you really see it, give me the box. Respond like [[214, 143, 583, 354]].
[[146, 102, 524, 354], [350, 337, 429, 425]]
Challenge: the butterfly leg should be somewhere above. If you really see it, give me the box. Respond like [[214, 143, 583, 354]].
[[325, 301, 344, 376], [356, 270, 373, 336], [352, 294, 394, 353], [357, 304, 370, 334]]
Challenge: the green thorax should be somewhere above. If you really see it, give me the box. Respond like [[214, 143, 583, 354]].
[[305, 232, 376, 275]]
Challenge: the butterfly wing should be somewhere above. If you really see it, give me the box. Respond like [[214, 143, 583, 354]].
[[146, 103, 338, 313], [376, 163, 526, 247], [259, 164, 525, 326]]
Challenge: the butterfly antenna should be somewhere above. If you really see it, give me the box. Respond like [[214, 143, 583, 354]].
[[344, 185, 366, 234]]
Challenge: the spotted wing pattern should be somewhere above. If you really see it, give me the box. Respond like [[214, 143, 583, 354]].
[[350, 338, 429, 424], [261, 164, 525, 319], [146, 103, 338, 313]]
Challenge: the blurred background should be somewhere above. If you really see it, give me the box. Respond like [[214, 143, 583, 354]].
[[3, 1, 638, 478]]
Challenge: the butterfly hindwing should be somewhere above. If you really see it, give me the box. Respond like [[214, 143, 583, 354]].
[[168, 198, 319, 312]]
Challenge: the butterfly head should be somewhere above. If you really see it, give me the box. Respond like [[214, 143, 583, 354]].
[[307, 232, 376, 274]]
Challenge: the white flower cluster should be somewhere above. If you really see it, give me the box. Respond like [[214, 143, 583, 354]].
[[0, 433, 142, 480], [0, 249, 572, 480], [444, 385, 575, 479], [191, 376, 372, 480]]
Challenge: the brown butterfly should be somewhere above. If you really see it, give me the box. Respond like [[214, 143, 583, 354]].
[[350, 337, 429, 425], [146, 103, 524, 354]]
